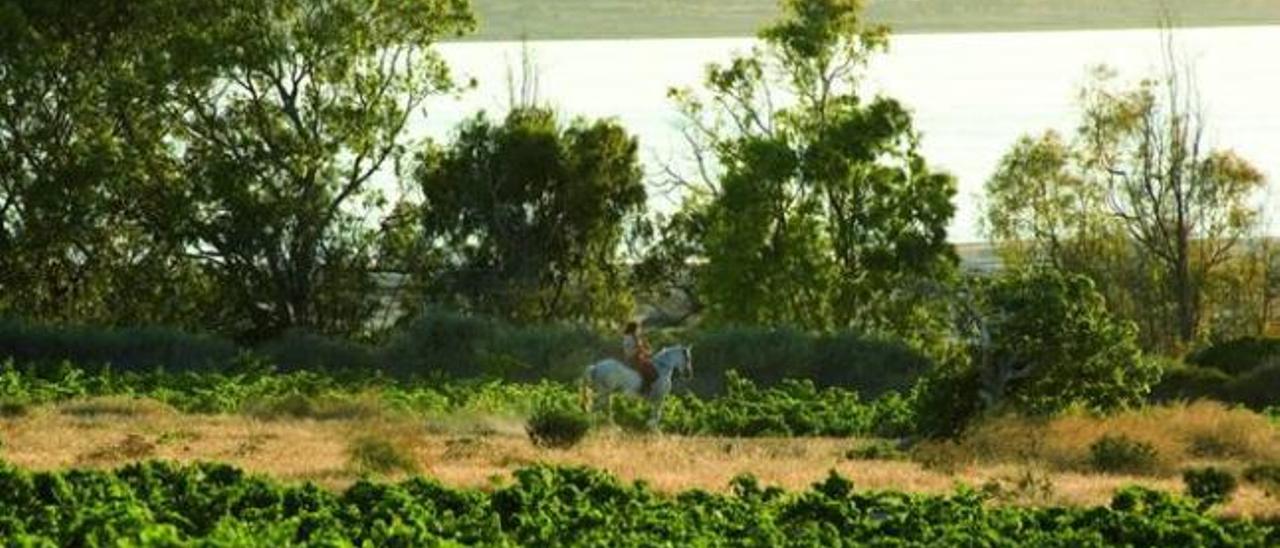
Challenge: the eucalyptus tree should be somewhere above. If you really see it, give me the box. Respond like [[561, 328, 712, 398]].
[[663, 0, 958, 338], [402, 107, 647, 324], [174, 0, 474, 339], [0, 0, 213, 326]]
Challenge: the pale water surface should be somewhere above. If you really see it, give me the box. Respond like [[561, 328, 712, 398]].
[[414, 26, 1280, 242]]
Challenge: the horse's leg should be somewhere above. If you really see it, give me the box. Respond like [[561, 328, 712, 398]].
[[646, 397, 663, 432], [593, 391, 613, 425]]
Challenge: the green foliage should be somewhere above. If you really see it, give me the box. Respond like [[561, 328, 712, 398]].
[[666, 0, 957, 336], [0, 0, 216, 327], [1188, 337, 1280, 376], [1182, 467, 1237, 509], [526, 407, 592, 449], [0, 320, 237, 372], [382, 309, 613, 380], [0, 361, 912, 438], [1089, 434, 1161, 475], [910, 361, 984, 439], [844, 439, 907, 461], [347, 435, 420, 475], [983, 62, 1267, 349], [1219, 361, 1280, 409], [0, 398, 27, 417], [402, 107, 646, 324], [1150, 364, 1230, 403], [982, 270, 1156, 414], [681, 326, 934, 396], [0, 461, 1270, 545], [1243, 463, 1280, 497]]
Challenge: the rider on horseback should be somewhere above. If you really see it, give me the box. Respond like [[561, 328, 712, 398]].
[[623, 321, 658, 395]]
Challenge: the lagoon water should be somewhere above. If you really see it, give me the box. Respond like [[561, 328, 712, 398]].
[[417, 26, 1280, 242]]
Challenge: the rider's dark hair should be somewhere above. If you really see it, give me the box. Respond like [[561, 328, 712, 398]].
[[624, 321, 640, 334]]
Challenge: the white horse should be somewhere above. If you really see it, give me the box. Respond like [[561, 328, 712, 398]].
[[579, 345, 693, 431]]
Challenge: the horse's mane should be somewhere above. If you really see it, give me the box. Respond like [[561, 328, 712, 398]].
[[651, 345, 685, 368]]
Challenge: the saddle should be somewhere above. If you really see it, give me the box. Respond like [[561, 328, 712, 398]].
[[629, 348, 658, 394]]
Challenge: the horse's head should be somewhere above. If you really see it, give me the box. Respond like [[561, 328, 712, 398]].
[[655, 345, 694, 381]]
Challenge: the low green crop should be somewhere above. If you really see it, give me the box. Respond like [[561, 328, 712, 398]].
[[0, 461, 1272, 545]]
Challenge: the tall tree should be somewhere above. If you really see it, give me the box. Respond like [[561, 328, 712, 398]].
[[663, 0, 957, 336], [174, 0, 473, 340], [1083, 59, 1265, 346], [984, 51, 1267, 350], [402, 107, 647, 324], [0, 0, 213, 326]]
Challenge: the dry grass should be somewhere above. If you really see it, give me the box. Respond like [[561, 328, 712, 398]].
[[1, 400, 1278, 518], [918, 401, 1280, 476]]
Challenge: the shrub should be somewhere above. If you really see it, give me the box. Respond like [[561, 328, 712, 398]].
[[981, 270, 1157, 415], [844, 439, 906, 461], [1243, 463, 1280, 497], [257, 330, 377, 371], [60, 397, 174, 418], [1220, 359, 1280, 409], [526, 407, 591, 449], [1149, 364, 1229, 403], [910, 361, 984, 439], [0, 320, 237, 372], [0, 399, 28, 418], [682, 327, 933, 397], [1088, 434, 1160, 475], [1182, 467, 1237, 509], [244, 393, 387, 422], [383, 310, 611, 381], [347, 435, 419, 475], [1187, 336, 1280, 376]]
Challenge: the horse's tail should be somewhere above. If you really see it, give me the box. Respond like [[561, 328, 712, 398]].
[[578, 365, 593, 413]]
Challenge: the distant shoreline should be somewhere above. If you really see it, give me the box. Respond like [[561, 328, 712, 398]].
[[452, 0, 1280, 43], [446, 21, 1279, 43]]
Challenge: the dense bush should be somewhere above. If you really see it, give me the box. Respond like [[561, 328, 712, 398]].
[[0, 320, 237, 372], [347, 435, 420, 475], [1220, 360, 1280, 409], [0, 315, 935, 398], [1149, 364, 1230, 403], [1089, 434, 1161, 475], [257, 329, 378, 371], [1182, 467, 1237, 509], [526, 407, 592, 448], [0, 462, 1272, 545], [682, 327, 933, 396], [1188, 336, 1280, 376], [983, 270, 1157, 414], [1243, 463, 1280, 496]]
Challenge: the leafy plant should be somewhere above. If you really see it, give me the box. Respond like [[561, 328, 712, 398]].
[[347, 435, 419, 475], [1182, 467, 1237, 509], [1089, 434, 1161, 475], [526, 407, 592, 449], [1242, 463, 1280, 497]]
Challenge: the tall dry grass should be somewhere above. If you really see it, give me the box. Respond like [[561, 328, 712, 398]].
[[917, 401, 1280, 476]]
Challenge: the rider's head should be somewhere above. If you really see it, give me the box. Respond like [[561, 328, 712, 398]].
[[624, 320, 640, 335]]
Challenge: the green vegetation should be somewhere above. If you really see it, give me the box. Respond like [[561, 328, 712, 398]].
[[1089, 434, 1162, 476], [0, 461, 1273, 545], [0, 362, 913, 437], [662, 0, 957, 340], [1184, 467, 1239, 509], [347, 435, 421, 475], [526, 406, 592, 449]]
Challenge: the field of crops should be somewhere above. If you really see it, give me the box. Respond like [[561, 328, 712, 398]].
[[0, 362, 913, 438], [1, 460, 1274, 545]]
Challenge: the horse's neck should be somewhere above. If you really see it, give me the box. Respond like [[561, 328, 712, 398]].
[[651, 348, 679, 377]]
